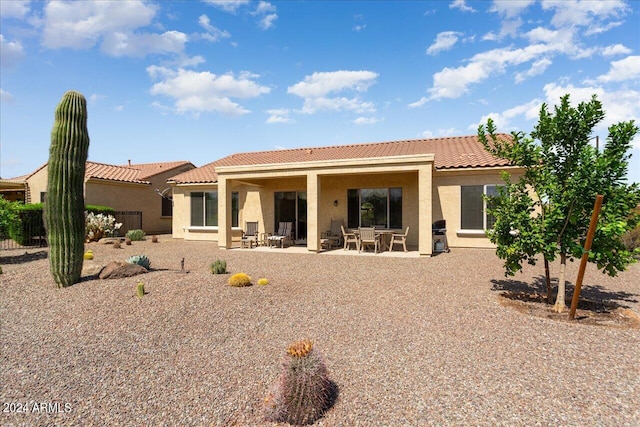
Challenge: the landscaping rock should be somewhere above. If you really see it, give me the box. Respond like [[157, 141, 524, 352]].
[[99, 261, 147, 279]]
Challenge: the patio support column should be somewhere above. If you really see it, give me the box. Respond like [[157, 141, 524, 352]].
[[217, 176, 232, 250], [306, 172, 321, 252], [418, 163, 433, 256]]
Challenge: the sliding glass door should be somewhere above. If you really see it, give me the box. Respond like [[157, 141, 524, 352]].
[[274, 191, 307, 242]]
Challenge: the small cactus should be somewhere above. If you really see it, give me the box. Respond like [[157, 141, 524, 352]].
[[264, 339, 334, 425], [228, 272, 251, 287], [125, 237, 132, 245], [83, 250, 94, 260], [113, 240, 121, 249], [151, 235, 158, 243], [136, 282, 145, 298], [127, 255, 151, 270], [210, 259, 227, 274], [257, 278, 269, 286]]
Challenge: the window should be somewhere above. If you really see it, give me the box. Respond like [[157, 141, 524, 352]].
[[161, 197, 172, 217], [40, 192, 46, 203], [347, 188, 402, 228], [460, 185, 500, 230], [190, 191, 239, 227]]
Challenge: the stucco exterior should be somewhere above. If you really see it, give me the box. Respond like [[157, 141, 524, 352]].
[[5, 161, 195, 235]]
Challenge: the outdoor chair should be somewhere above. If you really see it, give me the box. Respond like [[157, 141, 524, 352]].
[[358, 227, 381, 253], [389, 226, 409, 252], [341, 225, 359, 251], [321, 219, 343, 248], [268, 222, 293, 248], [240, 221, 259, 248]]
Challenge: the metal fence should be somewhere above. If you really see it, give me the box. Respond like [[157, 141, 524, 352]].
[[0, 210, 142, 250]]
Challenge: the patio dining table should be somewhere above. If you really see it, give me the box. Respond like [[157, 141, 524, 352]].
[[349, 228, 400, 252]]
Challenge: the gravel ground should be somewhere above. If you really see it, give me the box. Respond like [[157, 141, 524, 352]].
[[1, 237, 639, 426]]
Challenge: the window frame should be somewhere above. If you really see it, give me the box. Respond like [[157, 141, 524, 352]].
[[460, 184, 501, 231], [347, 187, 402, 229], [189, 191, 239, 228]]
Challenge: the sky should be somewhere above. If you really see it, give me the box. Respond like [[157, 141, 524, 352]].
[[1, 0, 639, 183]]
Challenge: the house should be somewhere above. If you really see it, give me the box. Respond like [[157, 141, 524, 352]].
[[1, 160, 195, 235], [169, 135, 523, 256]]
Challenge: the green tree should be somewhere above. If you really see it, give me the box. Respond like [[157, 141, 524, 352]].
[[478, 94, 640, 312]]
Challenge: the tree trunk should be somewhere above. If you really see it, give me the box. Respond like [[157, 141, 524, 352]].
[[553, 253, 567, 313], [544, 258, 552, 304]]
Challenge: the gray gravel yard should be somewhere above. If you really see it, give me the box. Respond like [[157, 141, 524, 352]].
[[1, 237, 639, 426]]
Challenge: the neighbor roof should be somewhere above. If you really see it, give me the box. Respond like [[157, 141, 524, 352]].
[[14, 160, 194, 185], [170, 134, 512, 184]]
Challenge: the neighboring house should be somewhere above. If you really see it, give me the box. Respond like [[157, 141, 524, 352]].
[[1, 160, 195, 235], [169, 135, 524, 256]]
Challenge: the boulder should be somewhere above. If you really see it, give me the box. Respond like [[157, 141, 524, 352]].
[[99, 261, 148, 279]]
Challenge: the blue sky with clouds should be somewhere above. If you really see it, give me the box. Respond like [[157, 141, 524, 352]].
[[1, 0, 639, 182]]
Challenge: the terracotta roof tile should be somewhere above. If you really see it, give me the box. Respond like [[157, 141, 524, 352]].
[[124, 161, 195, 179], [85, 162, 150, 184], [170, 134, 512, 184]]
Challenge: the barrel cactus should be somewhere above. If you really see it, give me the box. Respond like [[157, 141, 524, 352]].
[[127, 255, 151, 270], [45, 90, 90, 288], [264, 339, 334, 425]]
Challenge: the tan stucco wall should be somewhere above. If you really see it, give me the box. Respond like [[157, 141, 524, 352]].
[[433, 168, 523, 249], [25, 167, 49, 203], [26, 164, 195, 234]]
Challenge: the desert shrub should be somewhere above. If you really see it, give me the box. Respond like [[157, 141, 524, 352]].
[[126, 229, 146, 241], [264, 339, 334, 425], [5, 203, 44, 245], [0, 196, 18, 236], [85, 212, 122, 242], [85, 205, 115, 215], [210, 259, 227, 274], [622, 205, 640, 257], [228, 272, 252, 287], [127, 255, 151, 270]]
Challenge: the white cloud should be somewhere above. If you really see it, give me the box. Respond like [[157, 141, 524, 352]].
[[203, 0, 250, 13], [542, 0, 629, 31], [426, 31, 461, 55], [89, 93, 106, 104], [353, 116, 379, 125], [0, 35, 25, 67], [0, 0, 31, 19], [353, 24, 366, 32], [101, 30, 187, 57], [473, 98, 541, 131], [40, 0, 186, 57], [288, 70, 378, 115], [288, 70, 378, 98], [147, 66, 270, 116], [266, 109, 294, 124], [420, 130, 434, 139], [514, 57, 552, 83], [596, 56, 640, 83], [198, 14, 231, 42], [449, 0, 476, 13], [601, 44, 631, 56], [251, 1, 277, 30], [1, 88, 16, 103], [542, 82, 640, 131]]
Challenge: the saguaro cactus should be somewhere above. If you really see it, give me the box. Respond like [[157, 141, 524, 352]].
[[45, 90, 90, 287]]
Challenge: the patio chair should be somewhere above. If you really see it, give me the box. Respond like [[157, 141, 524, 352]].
[[268, 222, 293, 248], [321, 219, 343, 248], [389, 226, 409, 252], [358, 227, 381, 253], [341, 225, 359, 251], [240, 221, 259, 249]]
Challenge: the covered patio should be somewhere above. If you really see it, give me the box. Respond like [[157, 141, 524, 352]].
[[215, 153, 435, 256]]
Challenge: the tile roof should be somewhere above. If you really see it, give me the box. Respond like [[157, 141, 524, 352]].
[[85, 162, 150, 184], [170, 134, 513, 184], [10, 161, 194, 185], [123, 161, 195, 180]]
